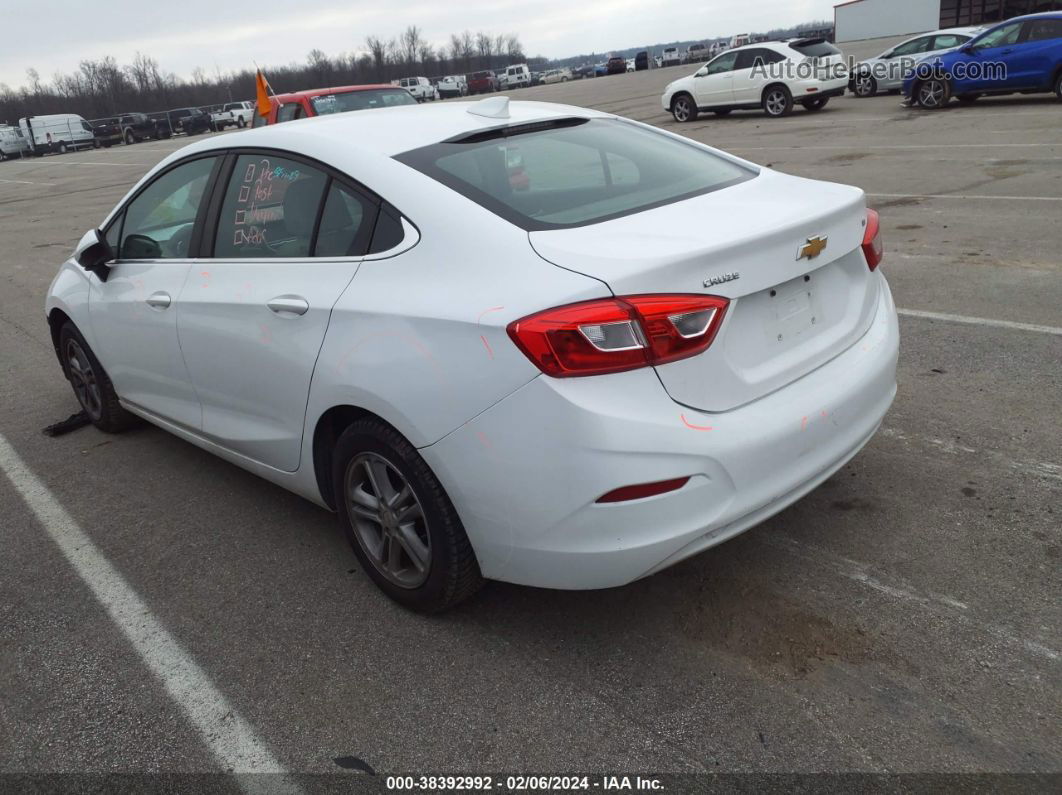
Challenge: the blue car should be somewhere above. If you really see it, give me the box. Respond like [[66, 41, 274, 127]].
[[903, 12, 1062, 108]]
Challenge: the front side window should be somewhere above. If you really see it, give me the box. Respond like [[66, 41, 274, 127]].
[[397, 118, 754, 230], [214, 154, 329, 258], [976, 22, 1022, 49], [310, 89, 416, 115], [704, 51, 738, 75], [119, 156, 216, 259]]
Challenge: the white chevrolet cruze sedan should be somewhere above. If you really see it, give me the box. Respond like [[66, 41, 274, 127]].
[[47, 97, 898, 611]]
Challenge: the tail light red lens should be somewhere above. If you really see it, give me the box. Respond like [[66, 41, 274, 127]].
[[507, 294, 729, 377], [596, 476, 691, 503], [862, 208, 883, 271]]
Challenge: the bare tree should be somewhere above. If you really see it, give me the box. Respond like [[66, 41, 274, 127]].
[[476, 32, 493, 67], [365, 36, 388, 80], [460, 31, 476, 72], [401, 25, 423, 68]]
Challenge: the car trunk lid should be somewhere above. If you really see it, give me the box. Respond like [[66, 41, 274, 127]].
[[528, 170, 879, 412]]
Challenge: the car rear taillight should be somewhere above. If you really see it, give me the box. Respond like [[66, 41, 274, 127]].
[[862, 208, 883, 271], [507, 294, 729, 377]]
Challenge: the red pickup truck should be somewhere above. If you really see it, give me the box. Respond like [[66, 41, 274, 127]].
[[467, 71, 500, 95]]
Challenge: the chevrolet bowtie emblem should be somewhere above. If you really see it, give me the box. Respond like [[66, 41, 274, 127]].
[[797, 235, 828, 261]]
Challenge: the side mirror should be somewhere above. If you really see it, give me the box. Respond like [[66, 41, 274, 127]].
[[961, 45, 977, 55], [74, 229, 114, 281], [695, 66, 708, 77]]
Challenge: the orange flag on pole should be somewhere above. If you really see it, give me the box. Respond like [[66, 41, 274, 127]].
[[255, 69, 272, 117]]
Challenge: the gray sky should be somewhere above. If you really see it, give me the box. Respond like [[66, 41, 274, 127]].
[[3, 0, 838, 89]]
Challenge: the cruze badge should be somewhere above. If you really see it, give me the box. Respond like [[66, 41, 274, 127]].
[[797, 235, 828, 261], [703, 271, 740, 288]]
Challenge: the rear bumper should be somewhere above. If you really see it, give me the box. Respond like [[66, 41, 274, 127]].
[[422, 273, 900, 590]]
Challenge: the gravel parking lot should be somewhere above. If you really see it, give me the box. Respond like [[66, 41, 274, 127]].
[[1, 66, 1059, 784]]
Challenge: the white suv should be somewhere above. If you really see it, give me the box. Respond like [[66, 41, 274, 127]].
[[662, 38, 847, 120], [661, 47, 681, 67], [396, 77, 438, 102]]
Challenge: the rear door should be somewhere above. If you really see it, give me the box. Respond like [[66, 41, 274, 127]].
[[176, 151, 380, 471], [1012, 17, 1062, 88], [730, 48, 784, 104]]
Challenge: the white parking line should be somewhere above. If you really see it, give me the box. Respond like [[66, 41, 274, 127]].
[[872, 192, 1062, 202], [3, 161, 152, 167], [0, 178, 56, 186], [728, 143, 1058, 150], [766, 535, 1060, 662], [897, 308, 1062, 336], [0, 432, 300, 790]]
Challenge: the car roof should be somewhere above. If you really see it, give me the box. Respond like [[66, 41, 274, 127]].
[[175, 99, 610, 159], [273, 84, 397, 102]]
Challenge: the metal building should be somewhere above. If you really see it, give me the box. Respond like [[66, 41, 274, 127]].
[[835, 0, 1062, 42]]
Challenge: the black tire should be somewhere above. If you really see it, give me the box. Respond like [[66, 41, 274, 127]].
[[93, 139, 100, 149], [671, 93, 698, 122], [58, 142, 68, 154], [0, 149, 6, 161], [1053, 70, 1062, 99], [332, 418, 483, 612], [124, 130, 135, 145], [762, 84, 794, 117], [914, 76, 950, 109], [237, 117, 246, 128], [58, 322, 136, 433], [713, 109, 732, 116], [803, 97, 830, 112], [853, 73, 877, 98]]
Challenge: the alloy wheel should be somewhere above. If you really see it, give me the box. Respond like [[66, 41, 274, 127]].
[[918, 79, 947, 108], [672, 96, 692, 122], [65, 339, 102, 420], [345, 452, 431, 589], [765, 89, 788, 116], [854, 74, 876, 97]]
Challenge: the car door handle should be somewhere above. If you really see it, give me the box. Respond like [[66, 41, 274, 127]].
[[267, 296, 309, 316], [146, 292, 171, 309]]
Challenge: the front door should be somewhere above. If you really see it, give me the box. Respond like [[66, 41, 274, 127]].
[[177, 152, 378, 472], [89, 155, 219, 430], [693, 51, 739, 108]]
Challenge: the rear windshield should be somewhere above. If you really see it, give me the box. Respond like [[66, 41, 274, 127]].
[[395, 118, 755, 231], [472, 71, 491, 79], [789, 39, 842, 57], [311, 88, 417, 114]]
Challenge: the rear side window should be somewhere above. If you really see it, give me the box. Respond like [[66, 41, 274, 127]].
[[276, 103, 300, 123], [214, 154, 329, 258], [396, 118, 755, 231], [789, 39, 841, 58], [932, 34, 967, 49], [1025, 18, 1062, 42], [314, 182, 376, 257], [310, 89, 416, 114]]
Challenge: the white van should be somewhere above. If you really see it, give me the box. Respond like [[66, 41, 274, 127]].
[[18, 114, 95, 155], [0, 124, 31, 160], [395, 77, 437, 102], [500, 64, 531, 89]]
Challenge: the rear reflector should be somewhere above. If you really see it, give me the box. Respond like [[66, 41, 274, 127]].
[[596, 477, 691, 503], [508, 294, 729, 377], [862, 208, 883, 270]]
